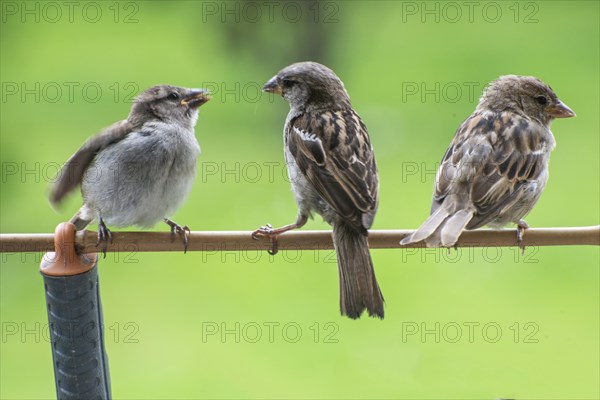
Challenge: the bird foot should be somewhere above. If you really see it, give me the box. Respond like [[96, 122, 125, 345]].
[[446, 244, 458, 256], [96, 218, 113, 258], [164, 218, 191, 253], [252, 218, 305, 256], [517, 220, 530, 255], [251, 223, 281, 255]]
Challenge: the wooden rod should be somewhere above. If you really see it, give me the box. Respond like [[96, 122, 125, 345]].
[[1, 226, 598, 254]]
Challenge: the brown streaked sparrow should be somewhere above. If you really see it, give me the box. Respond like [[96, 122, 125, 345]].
[[401, 75, 575, 249], [253, 61, 384, 319]]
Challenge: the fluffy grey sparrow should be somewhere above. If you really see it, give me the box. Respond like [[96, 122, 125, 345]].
[[50, 85, 211, 253]]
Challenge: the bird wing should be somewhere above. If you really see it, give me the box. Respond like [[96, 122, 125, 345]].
[[433, 112, 551, 229], [50, 119, 133, 205], [287, 110, 379, 231]]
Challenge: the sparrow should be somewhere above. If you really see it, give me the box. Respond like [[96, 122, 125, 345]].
[[50, 85, 211, 254], [253, 61, 384, 319], [400, 75, 575, 249]]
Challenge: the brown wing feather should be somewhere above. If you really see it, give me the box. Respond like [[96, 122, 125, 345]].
[[432, 114, 493, 213], [432, 112, 551, 228], [50, 119, 133, 205], [287, 110, 379, 231]]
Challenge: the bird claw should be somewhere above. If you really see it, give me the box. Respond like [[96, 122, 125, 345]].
[[96, 218, 113, 258], [251, 223, 279, 255], [446, 244, 458, 256], [251, 223, 273, 239], [164, 218, 191, 253], [517, 220, 529, 255]]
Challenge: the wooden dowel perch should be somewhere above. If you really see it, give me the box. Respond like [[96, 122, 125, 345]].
[[1, 226, 598, 253]]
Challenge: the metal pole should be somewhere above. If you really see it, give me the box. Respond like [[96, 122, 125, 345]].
[[40, 223, 111, 399]]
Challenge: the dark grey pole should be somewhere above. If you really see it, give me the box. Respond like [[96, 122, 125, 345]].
[[40, 223, 111, 399]]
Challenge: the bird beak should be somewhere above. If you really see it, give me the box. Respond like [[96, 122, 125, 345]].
[[547, 100, 576, 118], [181, 89, 212, 108], [263, 76, 282, 95]]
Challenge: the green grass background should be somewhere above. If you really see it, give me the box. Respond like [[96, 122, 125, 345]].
[[1, 1, 598, 398]]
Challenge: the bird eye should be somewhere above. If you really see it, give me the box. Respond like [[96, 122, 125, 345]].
[[168, 92, 180, 100], [282, 79, 295, 88], [535, 95, 548, 105]]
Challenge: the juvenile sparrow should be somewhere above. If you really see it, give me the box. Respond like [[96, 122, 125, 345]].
[[50, 85, 211, 253], [253, 62, 384, 319], [400, 75, 575, 248]]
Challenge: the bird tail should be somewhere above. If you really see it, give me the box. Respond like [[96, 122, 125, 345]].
[[401, 203, 474, 248], [333, 222, 384, 319]]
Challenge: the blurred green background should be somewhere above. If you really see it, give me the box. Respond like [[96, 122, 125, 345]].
[[1, 1, 598, 398]]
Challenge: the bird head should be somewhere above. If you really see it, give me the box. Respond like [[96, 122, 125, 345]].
[[263, 61, 351, 112], [129, 85, 211, 129], [479, 75, 575, 126]]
